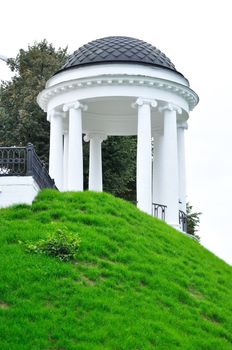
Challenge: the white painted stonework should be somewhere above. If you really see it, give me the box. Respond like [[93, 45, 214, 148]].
[[37, 58, 198, 230], [0, 176, 39, 208]]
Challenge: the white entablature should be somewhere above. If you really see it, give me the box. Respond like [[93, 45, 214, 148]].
[[38, 64, 198, 113], [37, 36, 199, 231]]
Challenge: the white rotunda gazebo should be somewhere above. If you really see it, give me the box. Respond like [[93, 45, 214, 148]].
[[37, 36, 199, 230]]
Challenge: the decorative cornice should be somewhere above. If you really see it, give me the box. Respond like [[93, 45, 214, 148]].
[[63, 101, 88, 112], [37, 75, 199, 112], [159, 103, 182, 114]]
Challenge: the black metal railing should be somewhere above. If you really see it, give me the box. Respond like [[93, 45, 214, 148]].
[[152, 203, 167, 221], [0, 147, 27, 175], [179, 210, 187, 233], [0, 144, 56, 190]]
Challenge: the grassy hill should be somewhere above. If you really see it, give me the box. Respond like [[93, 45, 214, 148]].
[[0, 190, 231, 350]]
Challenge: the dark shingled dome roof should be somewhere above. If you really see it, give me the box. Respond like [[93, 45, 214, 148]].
[[56, 36, 183, 77]]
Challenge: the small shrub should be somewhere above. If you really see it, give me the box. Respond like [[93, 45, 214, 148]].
[[186, 203, 201, 241], [22, 228, 81, 261]]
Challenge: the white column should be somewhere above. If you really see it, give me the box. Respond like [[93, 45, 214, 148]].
[[49, 110, 63, 190], [63, 130, 69, 191], [177, 122, 188, 212], [159, 103, 181, 229], [63, 101, 87, 191], [84, 133, 107, 192], [152, 132, 164, 205], [135, 98, 157, 215]]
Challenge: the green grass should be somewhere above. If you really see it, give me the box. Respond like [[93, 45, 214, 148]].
[[0, 190, 231, 350]]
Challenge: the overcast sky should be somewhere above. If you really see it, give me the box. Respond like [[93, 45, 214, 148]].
[[1, 0, 232, 265]]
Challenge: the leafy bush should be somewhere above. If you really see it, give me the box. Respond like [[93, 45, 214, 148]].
[[22, 228, 81, 261]]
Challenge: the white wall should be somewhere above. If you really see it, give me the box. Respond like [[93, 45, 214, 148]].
[[0, 176, 39, 208]]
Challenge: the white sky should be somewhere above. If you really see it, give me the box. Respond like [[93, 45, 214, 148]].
[[1, 0, 232, 265]]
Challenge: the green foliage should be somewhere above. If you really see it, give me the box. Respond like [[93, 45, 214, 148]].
[[102, 136, 136, 200], [187, 202, 201, 240], [0, 190, 231, 350], [23, 227, 80, 261], [0, 40, 68, 163]]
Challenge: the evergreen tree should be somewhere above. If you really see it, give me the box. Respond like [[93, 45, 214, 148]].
[[186, 203, 201, 241]]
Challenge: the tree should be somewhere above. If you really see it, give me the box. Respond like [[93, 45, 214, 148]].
[[0, 40, 68, 163], [0, 41, 137, 199], [186, 203, 201, 241], [102, 136, 136, 200]]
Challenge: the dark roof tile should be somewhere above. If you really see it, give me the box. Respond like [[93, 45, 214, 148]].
[[55, 36, 184, 78]]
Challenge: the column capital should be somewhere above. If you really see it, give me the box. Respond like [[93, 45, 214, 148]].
[[159, 103, 182, 114], [132, 98, 157, 109], [84, 133, 107, 143], [63, 101, 88, 112], [177, 121, 188, 130], [49, 109, 64, 119]]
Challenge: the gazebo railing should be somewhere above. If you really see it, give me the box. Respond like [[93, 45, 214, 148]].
[[0, 144, 56, 189], [152, 203, 188, 233], [0, 147, 27, 175], [152, 203, 167, 221], [179, 210, 187, 233]]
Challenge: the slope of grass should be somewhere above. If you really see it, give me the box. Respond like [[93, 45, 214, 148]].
[[0, 190, 231, 350]]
